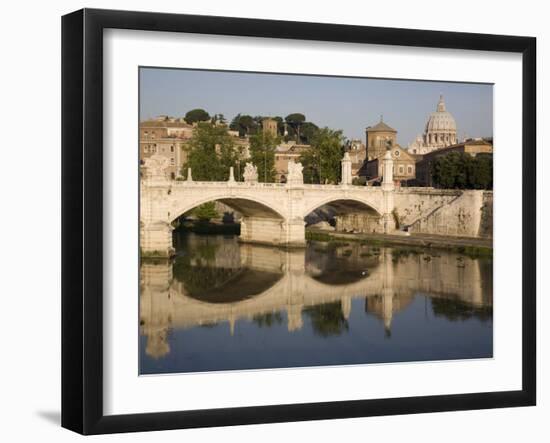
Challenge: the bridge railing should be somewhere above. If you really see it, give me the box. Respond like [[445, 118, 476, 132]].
[[171, 181, 287, 189], [168, 180, 382, 191]]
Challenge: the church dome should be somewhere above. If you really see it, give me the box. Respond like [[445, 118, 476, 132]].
[[425, 95, 457, 133]]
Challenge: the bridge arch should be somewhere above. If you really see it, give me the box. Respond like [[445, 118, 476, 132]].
[[301, 196, 383, 221], [169, 194, 286, 223]]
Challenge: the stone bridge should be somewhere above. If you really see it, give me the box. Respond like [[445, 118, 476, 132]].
[[140, 151, 396, 256]]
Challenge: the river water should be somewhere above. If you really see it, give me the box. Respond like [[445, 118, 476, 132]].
[[139, 232, 493, 374]]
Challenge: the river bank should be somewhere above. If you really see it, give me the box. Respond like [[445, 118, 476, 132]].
[[306, 228, 492, 257]]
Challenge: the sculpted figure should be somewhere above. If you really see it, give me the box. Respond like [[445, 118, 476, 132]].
[[142, 154, 170, 181], [287, 159, 304, 184], [243, 162, 258, 183]]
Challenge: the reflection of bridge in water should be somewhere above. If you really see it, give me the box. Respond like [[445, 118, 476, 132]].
[[140, 239, 492, 359]]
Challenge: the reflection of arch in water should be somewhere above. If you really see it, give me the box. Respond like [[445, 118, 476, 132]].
[[305, 241, 382, 286], [140, 245, 493, 360], [174, 264, 284, 304]]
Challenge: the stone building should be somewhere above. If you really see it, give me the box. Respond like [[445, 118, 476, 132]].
[[414, 139, 493, 186], [140, 117, 194, 179], [346, 139, 367, 177], [359, 146, 417, 183], [359, 118, 416, 183], [408, 95, 458, 154], [274, 142, 310, 182], [140, 116, 251, 180], [365, 118, 398, 161], [262, 118, 278, 138]]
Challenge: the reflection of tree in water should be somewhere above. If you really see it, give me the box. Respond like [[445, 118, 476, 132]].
[[252, 312, 284, 328], [304, 301, 349, 337], [431, 298, 493, 322]]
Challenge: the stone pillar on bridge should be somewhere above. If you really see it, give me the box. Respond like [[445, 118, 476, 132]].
[[140, 155, 175, 257], [239, 160, 307, 247], [341, 151, 352, 186], [239, 217, 306, 247], [381, 149, 396, 233]]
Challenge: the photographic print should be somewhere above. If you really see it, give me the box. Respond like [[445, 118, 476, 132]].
[[138, 68, 493, 375]]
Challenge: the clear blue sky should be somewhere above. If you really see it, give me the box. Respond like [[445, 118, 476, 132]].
[[139, 67, 493, 145]]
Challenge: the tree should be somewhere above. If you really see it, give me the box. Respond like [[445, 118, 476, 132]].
[[229, 113, 241, 132], [184, 108, 210, 124], [272, 116, 285, 136], [300, 127, 344, 184], [193, 202, 219, 221], [182, 122, 242, 181], [470, 154, 493, 189], [299, 121, 319, 144], [431, 152, 493, 189], [285, 113, 306, 142], [230, 114, 257, 136], [248, 131, 280, 182], [212, 113, 226, 125]]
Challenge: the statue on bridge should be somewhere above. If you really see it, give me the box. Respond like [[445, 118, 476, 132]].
[[142, 154, 170, 183], [287, 160, 304, 185], [243, 162, 258, 183]]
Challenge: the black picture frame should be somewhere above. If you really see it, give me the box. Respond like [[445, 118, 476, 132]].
[[62, 8, 536, 435]]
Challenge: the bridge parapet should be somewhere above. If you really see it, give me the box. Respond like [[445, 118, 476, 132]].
[[140, 153, 397, 255]]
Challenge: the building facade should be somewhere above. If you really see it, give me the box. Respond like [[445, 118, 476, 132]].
[[140, 116, 251, 180], [274, 142, 310, 182], [359, 146, 417, 183], [262, 118, 279, 138], [360, 118, 416, 183], [140, 118, 195, 179], [365, 118, 398, 161]]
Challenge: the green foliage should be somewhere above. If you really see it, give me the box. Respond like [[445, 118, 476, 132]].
[[431, 298, 492, 322], [183, 122, 243, 181], [212, 113, 226, 124], [193, 202, 219, 221], [272, 116, 285, 135], [303, 301, 349, 337], [248, 131, 280, 182], [285, 113, 306, 141], [230, 114, 257, 136], [252, 312, 284, 328], [431, 152, 493, 189], [300, 127, 344, 184], [184, 108, 210, 124], [299, 121, 319, 144], [452, 245, 493, 259]]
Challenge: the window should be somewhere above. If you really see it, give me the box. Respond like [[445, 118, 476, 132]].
[[144, 145, 148, 153], [407, 165, 413, 174], [398, 165, 404, 175], [170, 145, 174, 152], [170, 158, 175, 165]]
